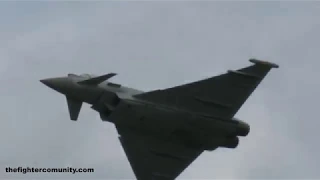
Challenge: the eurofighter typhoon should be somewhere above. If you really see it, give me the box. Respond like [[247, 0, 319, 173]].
[[41, 59, 279, 180]]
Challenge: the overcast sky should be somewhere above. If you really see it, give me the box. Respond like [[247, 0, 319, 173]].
[[1, 1, 319, 180]]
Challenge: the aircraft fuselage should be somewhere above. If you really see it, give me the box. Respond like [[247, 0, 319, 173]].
[[41, 74, 250, 151], [40, 59, 279, 180], [89, 82, 249, 150]]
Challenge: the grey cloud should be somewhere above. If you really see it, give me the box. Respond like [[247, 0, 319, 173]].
[[1, 1, 319, 179]]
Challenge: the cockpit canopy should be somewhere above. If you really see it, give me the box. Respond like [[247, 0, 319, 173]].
[[79, 74, 97, 79]]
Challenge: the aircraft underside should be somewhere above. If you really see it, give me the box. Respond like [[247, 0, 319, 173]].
[[100, 98, 246, 151], [40, 58, 278, 180]]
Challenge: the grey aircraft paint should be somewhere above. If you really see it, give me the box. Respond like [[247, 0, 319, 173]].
[[40, 59, 279, 180]]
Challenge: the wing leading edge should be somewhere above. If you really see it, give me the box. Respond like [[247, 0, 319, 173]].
[[117, 126, 204, 180], [134, 59, 279, 119]]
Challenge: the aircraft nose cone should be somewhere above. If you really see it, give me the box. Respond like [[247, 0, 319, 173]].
[[40, 77, 70, 94], [40, 78, 55, 89]]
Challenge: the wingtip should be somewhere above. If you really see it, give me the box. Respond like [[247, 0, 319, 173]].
[[249, 58, 279, 68]]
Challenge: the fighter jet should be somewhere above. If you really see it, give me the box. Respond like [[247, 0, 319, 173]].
[[40, 59, 279, 180]]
